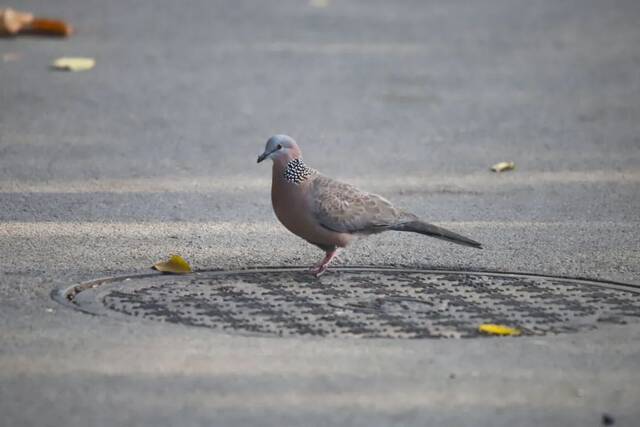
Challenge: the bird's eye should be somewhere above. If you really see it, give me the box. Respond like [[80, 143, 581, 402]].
[[277, 144, 283, 150]]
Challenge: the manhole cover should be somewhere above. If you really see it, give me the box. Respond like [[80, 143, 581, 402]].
[[58, 268, 640, 339]]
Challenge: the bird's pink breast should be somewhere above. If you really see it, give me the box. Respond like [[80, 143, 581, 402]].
[[271, 161, 351, 248]]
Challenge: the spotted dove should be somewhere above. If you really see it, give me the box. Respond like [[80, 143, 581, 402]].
[[257, 135, 482, 276]]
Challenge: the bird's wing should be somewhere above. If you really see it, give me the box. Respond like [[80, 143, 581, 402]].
[[309, 174, 412, 233]]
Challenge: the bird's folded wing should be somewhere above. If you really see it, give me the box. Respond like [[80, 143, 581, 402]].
[[310, 175, 410, 233]]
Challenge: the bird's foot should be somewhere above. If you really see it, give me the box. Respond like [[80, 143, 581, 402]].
[[308, 263, 329, 277], [307, 248, 341, 277]]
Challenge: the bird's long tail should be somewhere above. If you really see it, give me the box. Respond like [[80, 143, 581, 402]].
[[392, 220, 482, 249]]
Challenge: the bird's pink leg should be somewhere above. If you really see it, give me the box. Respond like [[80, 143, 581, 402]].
[[308, 249, 341, 277]]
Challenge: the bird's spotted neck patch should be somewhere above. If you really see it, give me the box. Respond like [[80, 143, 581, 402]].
[[284, 158, 316, 184]]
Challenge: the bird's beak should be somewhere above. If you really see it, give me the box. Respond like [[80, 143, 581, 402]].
[[257, 148, 277, 163]]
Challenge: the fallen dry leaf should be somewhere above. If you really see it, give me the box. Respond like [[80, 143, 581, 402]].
[[1, 8, 72, 37], [52, 57, 95, 71], [0, 8, 33, 35], [152, 254, 192, 274], [478, 323, 521, 336], [490, 161, 515, 172]]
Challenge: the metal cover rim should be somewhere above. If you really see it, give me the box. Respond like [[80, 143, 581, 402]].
[[53, 267, 640, 339]]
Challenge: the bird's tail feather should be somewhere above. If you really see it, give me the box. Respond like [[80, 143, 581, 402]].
[[392, 220, 482, 249]]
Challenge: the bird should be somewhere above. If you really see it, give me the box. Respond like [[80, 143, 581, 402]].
[[257, 134, 482, 276]]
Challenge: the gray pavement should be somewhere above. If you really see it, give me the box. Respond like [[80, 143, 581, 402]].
[[1, 0, 640, 425]]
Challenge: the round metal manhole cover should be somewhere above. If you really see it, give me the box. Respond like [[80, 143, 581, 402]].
[[59, 268, 640, 339]]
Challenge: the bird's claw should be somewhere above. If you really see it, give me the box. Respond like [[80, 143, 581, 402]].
[[308, 264, 328, 277], [308, 248, 339, 277]]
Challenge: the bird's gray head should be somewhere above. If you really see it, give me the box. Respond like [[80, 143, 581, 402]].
[[257, 134, 301, 163]]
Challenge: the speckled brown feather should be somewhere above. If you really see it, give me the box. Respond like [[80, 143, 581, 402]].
[[309, 174, 415, 234], [307, 173, 482, 248]]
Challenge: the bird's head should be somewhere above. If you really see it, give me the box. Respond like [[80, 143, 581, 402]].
[[257, 134, 301, 164]]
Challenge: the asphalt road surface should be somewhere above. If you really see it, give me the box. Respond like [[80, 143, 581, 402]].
[[1, 0, 639, 426]]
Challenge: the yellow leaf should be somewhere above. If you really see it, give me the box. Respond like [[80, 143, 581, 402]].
[[478, 324, 521, 336], [490, 161, 515, 172], [52, 57, 95, 71], [152, 254, 192, 274]]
